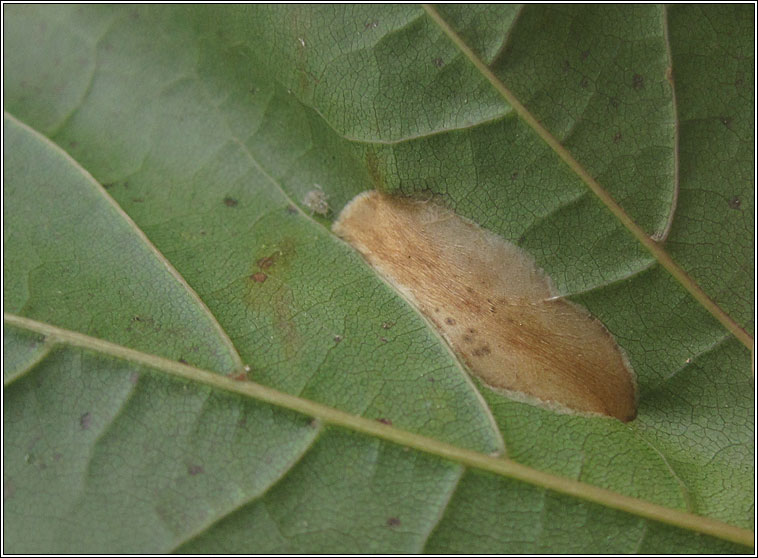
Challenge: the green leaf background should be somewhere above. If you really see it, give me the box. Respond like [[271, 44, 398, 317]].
[[3, 4, 753, 553]]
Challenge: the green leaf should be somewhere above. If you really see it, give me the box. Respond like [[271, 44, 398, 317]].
[[3, 4, 753, 553]]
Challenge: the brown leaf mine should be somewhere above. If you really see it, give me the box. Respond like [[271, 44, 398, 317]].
[[333, 191, 637, 422]]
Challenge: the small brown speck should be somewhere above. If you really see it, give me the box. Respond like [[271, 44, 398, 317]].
[[334, 334, 343, 343], [720, 116, 733, 130], [433, 57, 444, 68], [632, 73, 644, 90], [387, 517, 401, 527], [377, 418, 393, 425], [224, 196, 238, 207], [581, 49, 590, 61], [445, 317, 456, 326], [467, 328, 476, 335], [380, 337, 388, 343], [364, 20, 378, 30], [230, 372, 247, 381], [80, 412, 92, 430], [188, 464, 204, 476], [728, 196, 741, 210], [510, 171, 519, 181], [132, 197, 145, 203], [251, 272, 268, 283], [462, 334, 473, 344], [286, 204, 298, 214], [178, 358, 188, 365], [613, 131, 622, 144], [472, 345, 491, 357], [309, 418, 320, 428]]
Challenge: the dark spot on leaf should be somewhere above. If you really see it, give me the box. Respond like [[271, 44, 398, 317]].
[[230, 372, 247, 381], [364, 20, 378, 30], [720, 116, 733, 130], [309, 418, 320, 428], [377, 418, 393, 425], [510, 171, 519, 181], [103, 182, 115, 189], [286, 204, 298, 214], [224, 196, 238, 207], [69, 140, 78, 148], [387, 517, 401, 527], [728, 196, 741, 210], [580, 77, 589, 88], [80, 412, 92, 430], [632, 73, 644, 90], [433, 57, 444, 68], [251, 272, 267, 283], [472, 345, 491, 357], [178, 358, 188, 365], [613, 131, 622, 144], [445, 317, 456, 326], [249, 86, 258, 95], [467, 328, 476, 335], [462, 334, 473, 344], [53, 452, 63, 462], [188, 464, 204, 476], [132, 197, 144, 203], [581, 49, 590, 61], [334, 335, 343, 343], [380, 336, 388, 343]]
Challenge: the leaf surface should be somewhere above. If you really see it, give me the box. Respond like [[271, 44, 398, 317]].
[[3, 4, 753, 553]]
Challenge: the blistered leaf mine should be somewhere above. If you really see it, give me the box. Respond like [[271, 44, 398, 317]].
[[334, 191, 638, 422]]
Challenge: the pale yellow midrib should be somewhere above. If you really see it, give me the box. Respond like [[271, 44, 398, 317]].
[[4, 312, 753, 549]]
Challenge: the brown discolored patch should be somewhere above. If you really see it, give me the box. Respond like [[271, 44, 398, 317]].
[[188, 464, 204, 476], [178, 358, 188, 365], [334, 335, 343, 343], [632, 73, 644, 90], [251, 272, 268, 283], [80, 412, 92, 430], [365, 150, 385, 190], [286, 204, 298, 215], [376, 417, 393, 425], [224, 196, 238, 207], [445, 317, 456, 326], [386, 517, 401, 527], [728, 196, 741, 210], [433, 57, 444, 68], [333, 191, 638, 422]]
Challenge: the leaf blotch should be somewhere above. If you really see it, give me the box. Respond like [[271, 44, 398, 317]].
[[333, 191, 638, 421], [251, 272, 268, 283], [223, 196, 238, 207]]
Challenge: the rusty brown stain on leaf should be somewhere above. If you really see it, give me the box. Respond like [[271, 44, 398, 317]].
[[333, 191, 638, 421]]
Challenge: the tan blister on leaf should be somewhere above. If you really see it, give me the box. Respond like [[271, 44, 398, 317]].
[[333, 191, 637, 422]]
